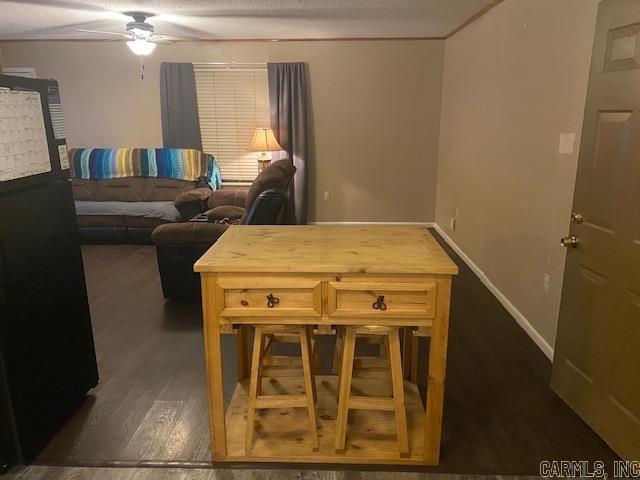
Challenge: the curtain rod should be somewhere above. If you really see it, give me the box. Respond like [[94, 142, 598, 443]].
[[193, 62, 267, 66]]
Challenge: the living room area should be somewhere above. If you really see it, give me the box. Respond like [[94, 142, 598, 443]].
[[1, 0, 638, 478]]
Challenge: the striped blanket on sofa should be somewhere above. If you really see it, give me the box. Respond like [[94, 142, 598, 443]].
[[69, 148, 222, 189]]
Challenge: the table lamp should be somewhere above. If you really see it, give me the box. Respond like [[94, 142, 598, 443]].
[[247, 127, 283, 172]]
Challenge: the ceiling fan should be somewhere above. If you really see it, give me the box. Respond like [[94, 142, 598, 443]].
[[77, 12, 198, 56]]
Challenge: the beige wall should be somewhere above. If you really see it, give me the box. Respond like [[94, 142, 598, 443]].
[[2, 0, 600, 354], [436, 0, 599, 352], [0, 40, 445, 223]]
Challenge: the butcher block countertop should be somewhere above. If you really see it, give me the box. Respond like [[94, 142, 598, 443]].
[[194, 225, 459, 275]]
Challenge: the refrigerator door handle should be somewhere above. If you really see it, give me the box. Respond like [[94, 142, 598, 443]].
[[0, 243, 6, 307]]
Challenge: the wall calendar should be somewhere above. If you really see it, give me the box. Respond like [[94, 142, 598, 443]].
[[0, 90, 51, 182]]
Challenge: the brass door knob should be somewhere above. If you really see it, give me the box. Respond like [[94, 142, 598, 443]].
[[561, 235, 579, 248], [571, 212, 584, 224]]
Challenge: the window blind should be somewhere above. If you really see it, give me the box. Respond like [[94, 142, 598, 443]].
[[194, 65, 270, 182]]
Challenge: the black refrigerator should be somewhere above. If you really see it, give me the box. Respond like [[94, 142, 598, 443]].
[[0, 75, 98, 468]]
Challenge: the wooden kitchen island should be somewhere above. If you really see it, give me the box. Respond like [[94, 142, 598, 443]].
[[194, 225, 458, 465]]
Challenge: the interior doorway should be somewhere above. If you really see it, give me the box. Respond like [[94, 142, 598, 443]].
[[552, 0, 640, 461]]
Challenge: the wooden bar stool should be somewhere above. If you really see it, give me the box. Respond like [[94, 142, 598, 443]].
[[333, 326, 393, 394], [402, 326, 432, 383], [245, 325, 318, 453], [335, 325, 409, 456], [333, 327, 389, 371], [334, 326, 430, 390], [261, 330, 319, 385]]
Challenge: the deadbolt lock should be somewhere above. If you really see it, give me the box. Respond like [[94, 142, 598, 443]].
[[561, 235, 579, 248], [571, 212, 584, 224]]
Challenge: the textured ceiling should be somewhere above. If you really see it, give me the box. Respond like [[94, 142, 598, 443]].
[[0, 0, 495, 40]]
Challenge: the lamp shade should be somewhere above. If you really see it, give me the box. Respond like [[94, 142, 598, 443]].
[[247, 128, 283, 152]]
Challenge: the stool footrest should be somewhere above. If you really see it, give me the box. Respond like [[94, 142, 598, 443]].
[[254, 394, 307, 409], [262, 355, 302, 367], [348, 396, 395, 411], [261, 366, 304, 377], [353, 357, 388, 369]]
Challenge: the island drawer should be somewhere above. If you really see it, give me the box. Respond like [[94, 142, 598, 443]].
[[215, 276, 323, 318], [327, 281, 436, 318]]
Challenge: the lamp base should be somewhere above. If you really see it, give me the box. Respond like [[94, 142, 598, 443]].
[[257, 154, 272, 173]]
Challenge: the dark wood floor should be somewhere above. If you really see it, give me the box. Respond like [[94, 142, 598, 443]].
[[38, 245, 213, 465], [7, 466, 538, 480], [34, 234, 618, 475]]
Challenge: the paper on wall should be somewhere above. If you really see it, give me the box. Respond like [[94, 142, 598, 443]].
[[58, 144, 69, 170], [0, 90, 51, 181]]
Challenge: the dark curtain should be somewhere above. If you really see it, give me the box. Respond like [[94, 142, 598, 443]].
[[267, 62, 308, 225], [160, 62, 203, 150]]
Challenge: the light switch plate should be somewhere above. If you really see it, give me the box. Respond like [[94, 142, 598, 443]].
[[558, 133, 576, 154]]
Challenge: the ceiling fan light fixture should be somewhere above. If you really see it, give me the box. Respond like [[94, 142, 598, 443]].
[[127, 39, 156, 56], [130, 27, 153, 39]]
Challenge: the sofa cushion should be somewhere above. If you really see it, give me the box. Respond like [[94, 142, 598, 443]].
[[71, 178, 99, 201], [93, 178, 146, 202], [144, 178, 199, 201], [76, 215, 167, 228], [205, 205, 246, 222], [151, 222, 229, 245], [74, 200, 181, 222], [175, 187, 212, 205], [71, 177, 196, 202], [207, 188, 248, 209]]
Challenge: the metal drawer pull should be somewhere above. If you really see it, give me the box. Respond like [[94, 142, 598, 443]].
[[266, 293, 280, 308], [372, 295, 387, 311]]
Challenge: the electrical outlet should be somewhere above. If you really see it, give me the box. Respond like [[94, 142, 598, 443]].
[[450, 217, 456, 231], [543, 273, 551, 294], [323, 191, 330, 201]]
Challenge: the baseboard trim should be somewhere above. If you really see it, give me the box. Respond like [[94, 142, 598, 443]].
[[432, 223, 554, 360], [310, 221, 435, 227]]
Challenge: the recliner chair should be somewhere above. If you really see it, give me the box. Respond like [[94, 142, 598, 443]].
[[151, 159, 296, 299]]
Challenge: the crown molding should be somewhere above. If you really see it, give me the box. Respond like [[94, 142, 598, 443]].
[[0, 36, 446, 43], [446, 0, 505, 38]]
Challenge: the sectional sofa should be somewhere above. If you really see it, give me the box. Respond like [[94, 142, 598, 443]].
[[69, 148, 222, 244]]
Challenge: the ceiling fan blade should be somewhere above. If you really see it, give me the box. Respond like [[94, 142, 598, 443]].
[[9, 0, 118, 13], [152, 34, 199, 42], [77, 28, 130, 38]]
